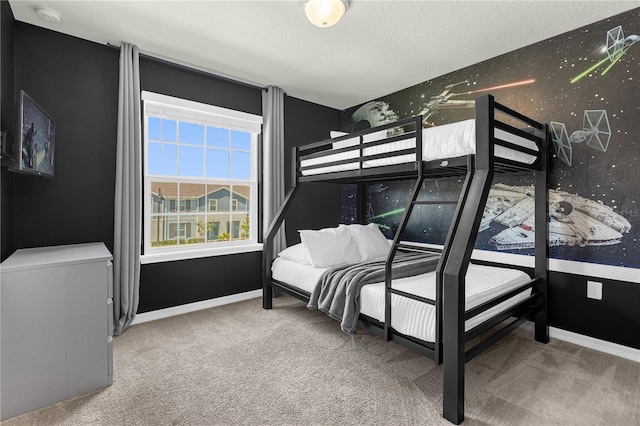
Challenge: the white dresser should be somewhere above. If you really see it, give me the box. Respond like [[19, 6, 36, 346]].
[[1, 242, 113, 420]]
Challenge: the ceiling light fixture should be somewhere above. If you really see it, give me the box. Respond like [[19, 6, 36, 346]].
[[35, 7, 62, 24], [304, 0, 347, 28]]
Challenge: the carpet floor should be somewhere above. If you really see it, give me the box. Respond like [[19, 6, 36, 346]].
[[3, 295, 639, 425]]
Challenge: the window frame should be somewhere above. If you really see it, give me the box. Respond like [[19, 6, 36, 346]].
[[141, 91, 263, 264]]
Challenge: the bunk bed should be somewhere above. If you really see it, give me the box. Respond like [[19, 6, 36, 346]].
[[262, 94, 550, 424]]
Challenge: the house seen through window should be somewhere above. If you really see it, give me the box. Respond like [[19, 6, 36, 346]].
[[142, 92, 262, 259]]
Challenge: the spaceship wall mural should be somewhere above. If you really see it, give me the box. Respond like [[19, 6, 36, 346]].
[[341, 8, 639, 269]]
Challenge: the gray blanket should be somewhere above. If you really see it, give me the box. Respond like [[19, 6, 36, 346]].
[[307, 251, 440, 334]]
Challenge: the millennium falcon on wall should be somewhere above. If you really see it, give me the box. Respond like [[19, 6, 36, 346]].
[[482, 184, 632, 250]]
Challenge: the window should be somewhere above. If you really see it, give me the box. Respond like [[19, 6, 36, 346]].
[[142, 92, 262, 262]]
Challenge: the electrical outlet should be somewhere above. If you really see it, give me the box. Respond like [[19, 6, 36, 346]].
[[587, 280, 603, 300]]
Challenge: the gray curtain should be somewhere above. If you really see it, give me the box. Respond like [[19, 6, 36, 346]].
[[262, 86, 286, 283], [113, 42, 141, 335]]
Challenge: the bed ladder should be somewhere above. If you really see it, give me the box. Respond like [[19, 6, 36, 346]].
[[383, 175, 427, 340], [383, 161, 468, 365]]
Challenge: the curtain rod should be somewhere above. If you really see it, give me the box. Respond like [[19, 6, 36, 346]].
[[106, 43, 267, 92]]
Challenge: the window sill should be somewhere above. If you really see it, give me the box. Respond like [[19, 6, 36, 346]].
[[140, 243, 263, 264]]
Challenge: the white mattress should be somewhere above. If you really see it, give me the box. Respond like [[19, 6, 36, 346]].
[[300, 119, 538, 176], [271, 257, 532, 342]]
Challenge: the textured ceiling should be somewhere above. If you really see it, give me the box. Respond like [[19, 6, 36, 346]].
[[8, 1, 640, 110]]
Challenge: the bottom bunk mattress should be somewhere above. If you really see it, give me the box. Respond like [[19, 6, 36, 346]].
[[271, 257, 532, 343]]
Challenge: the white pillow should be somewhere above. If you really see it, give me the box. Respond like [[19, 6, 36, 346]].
[[277, 243, 311, 265], [341, 223, 390, 262], [299, 226, 359, 268]]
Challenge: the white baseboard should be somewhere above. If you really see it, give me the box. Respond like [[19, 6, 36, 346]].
[[131, 292, 639, 363], [521, 322, 640, 363], [131, 289, 262, 326]]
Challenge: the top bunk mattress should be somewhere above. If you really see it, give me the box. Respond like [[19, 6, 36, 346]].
[[300, 119, 538, 176]]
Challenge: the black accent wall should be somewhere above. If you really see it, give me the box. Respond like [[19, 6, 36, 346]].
[[283, 96, 343, 245], [1, 0, 15, 261], [12, 23, 119, 252], [476, 259, 640, 350], [136, 56, 341, 312], [136, 56, 264, 312], [548, 271, 640, 349], [2, 17, 341, 313]]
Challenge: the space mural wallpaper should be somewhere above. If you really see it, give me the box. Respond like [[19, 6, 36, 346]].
[[341, 8, 639, 269]]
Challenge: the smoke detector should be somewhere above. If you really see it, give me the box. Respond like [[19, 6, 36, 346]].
[[35, 7, 62, 24]]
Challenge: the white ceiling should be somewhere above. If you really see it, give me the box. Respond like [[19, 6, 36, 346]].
[[8, 1, 640, 110]]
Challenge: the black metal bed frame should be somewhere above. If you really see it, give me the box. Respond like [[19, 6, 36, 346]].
[[262, 94, 550, 424]]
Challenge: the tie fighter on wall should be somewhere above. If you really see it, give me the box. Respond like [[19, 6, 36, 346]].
[[550, 110, 611, 166], [606, 25, 640, 63], [571, 25, 640, 83]]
